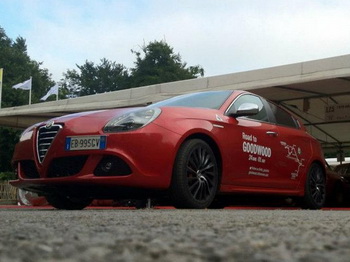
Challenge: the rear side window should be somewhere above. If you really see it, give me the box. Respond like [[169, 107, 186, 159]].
[[268, 102, 299, 129]]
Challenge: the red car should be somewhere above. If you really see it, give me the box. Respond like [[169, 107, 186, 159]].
[[11, 90, 326, 209]]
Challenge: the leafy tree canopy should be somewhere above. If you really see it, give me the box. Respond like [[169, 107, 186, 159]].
[[0, 127, 20, 171], [0, 27, 55, 107], [0, 26, 56, 172], [130, 40, 204, 88], [63, 40, 204, 95], [61, 58, 129, 97]]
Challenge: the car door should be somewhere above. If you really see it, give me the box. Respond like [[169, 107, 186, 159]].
[[266, 101, 311, 189], [223, 94, 285, 189]]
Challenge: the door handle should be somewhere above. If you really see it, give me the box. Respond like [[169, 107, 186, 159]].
[[266, 131, 278, 137]]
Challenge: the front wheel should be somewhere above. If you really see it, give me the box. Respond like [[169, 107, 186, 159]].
[[17, 189, 48, 206], [303, 163, 326, 209], [45, 195, 92, 210], [170, 139, 219, 209]]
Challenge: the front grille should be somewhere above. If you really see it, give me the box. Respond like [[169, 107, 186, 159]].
[[47, 156, 88, 178], [20, 160, 40, 179], [37, 124, 62, 163]]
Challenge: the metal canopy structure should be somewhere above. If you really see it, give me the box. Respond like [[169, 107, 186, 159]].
[[1, 54, 350, 153], [249, 78, 350, 153]]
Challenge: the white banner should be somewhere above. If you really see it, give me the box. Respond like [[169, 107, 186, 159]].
[[40, 84, 59, 101], [12, 78, 32, 90]]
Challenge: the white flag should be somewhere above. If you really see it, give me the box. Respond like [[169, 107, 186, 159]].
[[40, 84, 59, 101], [12, 78, 32, 90]]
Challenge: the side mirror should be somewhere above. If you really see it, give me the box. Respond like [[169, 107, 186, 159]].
[[229, 103, 259, 117]]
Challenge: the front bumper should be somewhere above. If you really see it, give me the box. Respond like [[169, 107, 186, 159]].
[[11, 122, 181, 196]]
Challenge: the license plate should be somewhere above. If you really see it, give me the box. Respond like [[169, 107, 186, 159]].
[[65, 136, 107, 151]]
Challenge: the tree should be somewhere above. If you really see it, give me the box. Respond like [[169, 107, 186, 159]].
[[61, 58, 129, 96], [0, 27, 54, 107], [0, 26, 55, 172], [130, 40, 204, 87], [0, 127, 20, 172], [62, 40, 205, 96]]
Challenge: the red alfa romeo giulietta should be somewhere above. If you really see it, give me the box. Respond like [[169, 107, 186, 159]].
[[11, 90, 326, 209]]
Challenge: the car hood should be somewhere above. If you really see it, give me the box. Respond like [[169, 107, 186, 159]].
[[39, 106, 224, 135]]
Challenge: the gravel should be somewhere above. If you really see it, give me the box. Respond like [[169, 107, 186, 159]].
[[1, 208, 350, 261]]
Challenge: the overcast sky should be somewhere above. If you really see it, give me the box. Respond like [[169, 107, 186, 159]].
[[1, 0, 350, 82]]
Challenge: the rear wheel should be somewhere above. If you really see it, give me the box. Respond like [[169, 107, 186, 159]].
[[45, 195, 92, 210], [303, 163, 326, 209], [170, 139, 219, 209], [332, 183, 345, 207]]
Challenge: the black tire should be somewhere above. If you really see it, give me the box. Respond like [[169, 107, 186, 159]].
[[332, 183, 345, 207], [45, 195, 92, 210], [135, 199, 150, 209], [208, 197, 226, 209], [303, 163, 326, 209], [170, 139, 219, 209]]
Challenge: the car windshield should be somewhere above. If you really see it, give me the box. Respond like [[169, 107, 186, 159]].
[[150, 90, 233, 109]]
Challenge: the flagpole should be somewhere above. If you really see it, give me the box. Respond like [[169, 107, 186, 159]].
[[0, 68, 3, 109], [29, 77, 32, 105]]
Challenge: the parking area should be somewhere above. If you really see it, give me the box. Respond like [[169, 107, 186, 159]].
[[1, 55, 350, 261], [1, 207, 350, 261]]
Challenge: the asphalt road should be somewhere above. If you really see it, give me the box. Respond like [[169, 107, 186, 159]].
[[1, 208, 350, 262]]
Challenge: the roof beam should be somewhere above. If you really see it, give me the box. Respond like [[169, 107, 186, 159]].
[[273, 86, 341, 104]]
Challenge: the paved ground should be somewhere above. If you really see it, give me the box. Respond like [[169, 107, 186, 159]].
[[1, 208, 350, 262]]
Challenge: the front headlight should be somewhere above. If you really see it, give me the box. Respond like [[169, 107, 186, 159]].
[[103, 108, 161, 133], [19, 125, 37, 142]]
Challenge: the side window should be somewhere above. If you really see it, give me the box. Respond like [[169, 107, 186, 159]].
[[230, 95, 268, 122], [268, 102, 299, 128]]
